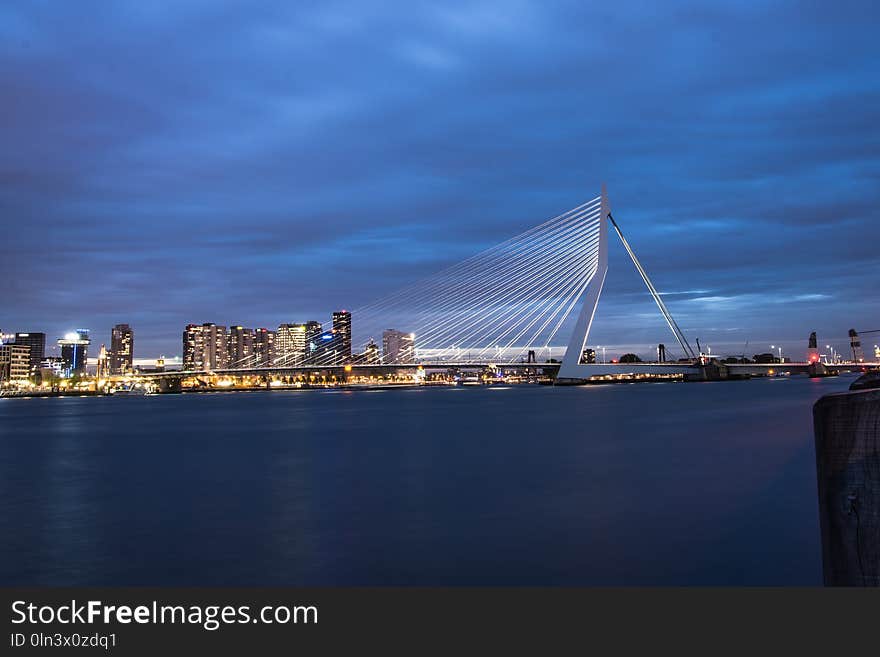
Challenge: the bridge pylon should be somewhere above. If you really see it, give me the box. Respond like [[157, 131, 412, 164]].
[[557, 185, 698, 382]]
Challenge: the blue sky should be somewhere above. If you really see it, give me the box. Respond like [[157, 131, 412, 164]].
[[1, 0, 878, 360]]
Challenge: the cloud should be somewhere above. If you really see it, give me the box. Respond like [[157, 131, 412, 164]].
[[1, 0, 878, 357]]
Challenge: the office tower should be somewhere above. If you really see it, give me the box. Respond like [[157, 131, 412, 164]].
[[228, 326, 255, 367], [309, 329, 342, 365], [13, 333, 45, 374], [58, 330, 90, 377], [365, 339, 380, 365], [382, 329, 415, 364], [332, 310, 352, 362], [0, 343, 30, 384], [110, 324, 134, 374], [253, 328, 275, 367], [304, 320, 322, 362], [182, 323, 227, 370], [276, 323, 309, 366]]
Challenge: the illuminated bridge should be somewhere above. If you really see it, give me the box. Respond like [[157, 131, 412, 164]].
[[136, 186, 876, 389]]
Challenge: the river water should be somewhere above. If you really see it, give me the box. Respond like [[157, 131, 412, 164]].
[[0, 374, 854, 585]]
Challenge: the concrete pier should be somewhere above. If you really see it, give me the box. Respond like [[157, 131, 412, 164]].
[[813, 388, 880, 586]]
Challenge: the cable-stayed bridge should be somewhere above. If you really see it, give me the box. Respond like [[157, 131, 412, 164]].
[[137, 186, 874, 388]]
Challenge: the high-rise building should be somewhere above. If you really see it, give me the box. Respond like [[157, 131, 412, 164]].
[[332, 310, 352, 362], [304, 320, 323, 363], [0, 344, 30, 384], [310, 329, 342, 365], [275, 323, 309, 366], [110, 324, 134, 374], [209, 324, 228, 370], [253, 328, 275, 367], [183, 324, 204, 370], [382, 329, 415, 364], [182, 323, 227, 370], [228, 326, 255, 367], [365, 339, 380, 365], [58, 330, 90, 377], [13, 333, 45, 374]]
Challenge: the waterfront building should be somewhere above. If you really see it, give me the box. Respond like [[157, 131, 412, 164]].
[[365, 339, 380, 365], [0, 343, 30, 384], [276, 323, 309, 366], [304, 320, 323, 362], [183, 324, 203, 370], [208, 324, 228, 370], [58, 329, 90, 377], [13, 332, 45, 374], [96, 344, 110, 379], [382, 329, 416, 364], [228, 326, 255, 367], [310, 329, 342, 365], [253, 328, 275, 367], [39, 357, 65, 380], [332, 310, 352, 362], [110, 324, 134, 374], [182, 323, 228, 370]]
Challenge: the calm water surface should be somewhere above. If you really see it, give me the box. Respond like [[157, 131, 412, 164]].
[[0, 375, 855, 585]]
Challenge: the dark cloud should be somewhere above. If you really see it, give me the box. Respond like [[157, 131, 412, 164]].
[[1, 0, 878, 359]]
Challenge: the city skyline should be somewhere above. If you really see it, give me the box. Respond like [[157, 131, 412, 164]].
[[2, 2, 879, 359]]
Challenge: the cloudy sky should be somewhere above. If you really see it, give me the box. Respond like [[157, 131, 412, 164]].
[[1, 0, 878, 360]]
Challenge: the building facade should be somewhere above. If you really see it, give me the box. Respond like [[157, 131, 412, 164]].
[[58, 329, 90, 377], [253, 328, 275, 367], [332, 311, 352, 363], [183, 323, 228, 370], [39, 357, 65, 380], [382, 329, 415, 364], [96, 344, 110, 379], [0, 344, 30, 384], [276, 323, 308, 366], [13, 332, 45, 374], [110, 324, 134, 374], [228, 326, 255, 367], [364, 339, 380, 365], [304, 321, 323, 363]]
